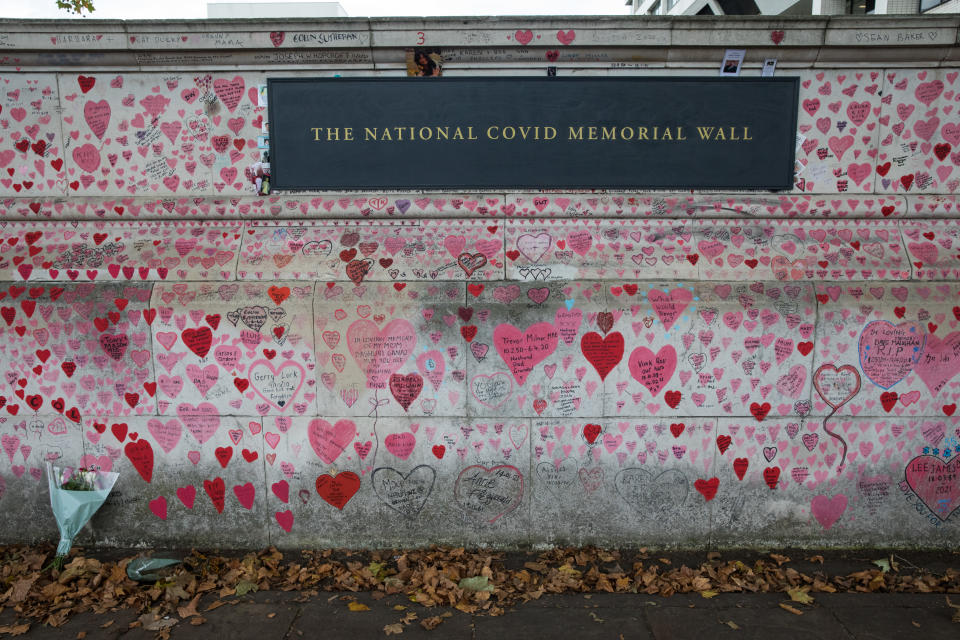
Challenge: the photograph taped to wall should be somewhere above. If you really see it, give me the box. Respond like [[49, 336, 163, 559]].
[[407, 48, 444, 77]]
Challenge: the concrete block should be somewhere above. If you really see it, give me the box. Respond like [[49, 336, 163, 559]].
[[151, 281, 318, 418], [0, 416, 85, 544], [793, 70, 884, 195], [602, 281, 817, 420], [505, 220, 699, 282], [823, 21, 957, 47], [669, 18, 825, 48], [906, 194, 960, 217], [810, 282, 960, 419], [710, 417, 960, 546], [693, 219, 910, 281], [502, 193, 907, 219], [466, 281, 606, 421], [529, 419, 717, 547], [264, 416, 531, 548], [314, 282, 468, 419], [238, 220, 503, 282], [84, 415, 270, 548], [0, 222, 241, 282], [902, 220, 960, 280], [875, 69, 960, 195], [55, 71, 267, 197], [0, 282, 154, 417], [0, 73, 65, 198]]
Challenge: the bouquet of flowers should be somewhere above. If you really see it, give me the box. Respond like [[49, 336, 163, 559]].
[[46, 463, 119, 570]]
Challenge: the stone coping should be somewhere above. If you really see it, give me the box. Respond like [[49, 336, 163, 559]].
[[0, 16, 958, 68]]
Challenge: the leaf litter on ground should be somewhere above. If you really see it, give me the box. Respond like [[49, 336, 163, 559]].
[[0, 545, 956, 634]]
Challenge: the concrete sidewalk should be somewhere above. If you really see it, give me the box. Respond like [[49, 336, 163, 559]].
[[1, 549, 957, 639], [2, 591, 957, 639]]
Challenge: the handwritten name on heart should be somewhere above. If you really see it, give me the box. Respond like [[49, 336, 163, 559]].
[[493, 322, 559, 386], [347, 319, 417, 390], [858, 321, 924, 389], [628, 345, 677, 397]]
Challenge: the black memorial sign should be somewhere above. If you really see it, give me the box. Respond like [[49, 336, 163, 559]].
[[268, 77, 798, 190]]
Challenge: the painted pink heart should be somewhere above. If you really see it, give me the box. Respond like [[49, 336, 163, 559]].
[[308, 418, 356, 464], [493, 322, 559, 385], [347, 319, 417, 389]]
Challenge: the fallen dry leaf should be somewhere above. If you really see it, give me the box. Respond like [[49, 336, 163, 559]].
[[383, 622, 404, 635], [779, 603, 803, 615], [786, 587, 815, 605], [724, 621, 740, 630], [177, 593, 202, 619], [420, 616, 443, 630], [348, 602, 370, 612]]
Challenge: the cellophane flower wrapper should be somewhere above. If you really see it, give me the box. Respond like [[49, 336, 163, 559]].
[[46, 463, 119, 558]]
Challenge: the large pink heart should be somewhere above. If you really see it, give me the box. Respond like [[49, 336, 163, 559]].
[[628, 345, 677, 396], [308, 419, 356, 464], [248, 359, 305, 410], [177, 403, 219, 444], [914, 331, 960, 396], [813, 364, 861, 409], [647, 288, 693, 331], [347, 319, 417, 389], [493, 322, 559, 385], [858, 321, 924, 389], [810, 494, 847, 530], [147, 418, 182, 454], [905, 455, 960, 522]]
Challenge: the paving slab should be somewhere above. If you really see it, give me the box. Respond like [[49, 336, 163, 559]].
[[646, 602, 851, 640], [475, 602, 653, 640]]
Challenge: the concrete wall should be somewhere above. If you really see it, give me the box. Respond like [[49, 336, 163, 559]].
[[0, 16, 959, 550]]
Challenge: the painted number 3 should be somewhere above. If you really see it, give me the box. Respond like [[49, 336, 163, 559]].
[[417, 31, 425, 44]]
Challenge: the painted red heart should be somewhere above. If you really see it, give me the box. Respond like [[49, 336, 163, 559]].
[[763, 467, 780, 489], [389, 373, 423, 412], [580, 331, 624, 382], [664, 390, 682, 409], [716, 435, 732, 454], [880, 391, 898, 413], [182, 327, 213, 358], [316, 471, 361, 510], [214, 446, 233, 468], [583, 423, 602, 444], [749, 402, 771, 422], [733, 458, 748, 480], [125, 439, 154, 483], [204, 477, 225, 513], [694, 477, 719, 501]]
